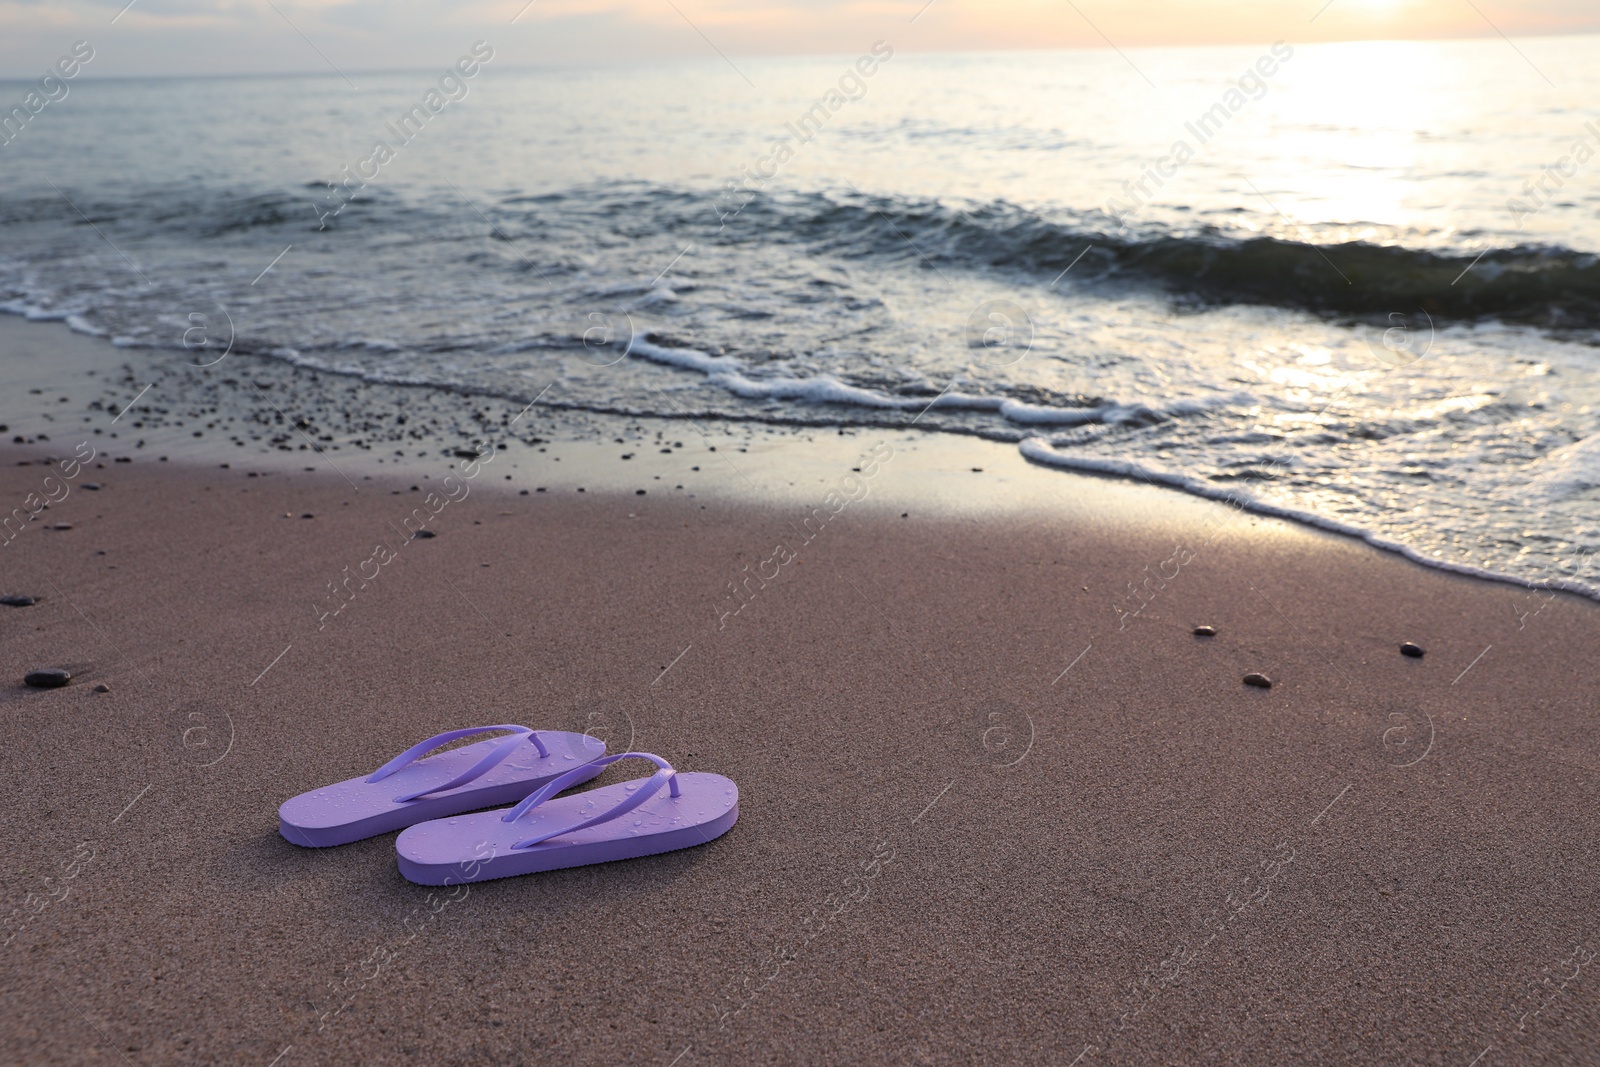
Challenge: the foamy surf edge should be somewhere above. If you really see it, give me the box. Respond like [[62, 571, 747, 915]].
[[1019, 436, 1600, 603]]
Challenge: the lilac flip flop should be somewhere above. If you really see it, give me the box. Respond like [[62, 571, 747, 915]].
[[279, 725, 606, 847], [395, 752, 738, 885]]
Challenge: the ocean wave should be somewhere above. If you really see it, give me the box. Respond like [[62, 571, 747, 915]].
[[727, 192, 1600, 330], [11, 180, 1600, 329]]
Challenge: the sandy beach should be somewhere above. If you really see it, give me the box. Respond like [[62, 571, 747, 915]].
[[3, 320, 1599, 1065]]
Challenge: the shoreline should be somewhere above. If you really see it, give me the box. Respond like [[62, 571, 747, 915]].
[[2, 313, 1593, 608]]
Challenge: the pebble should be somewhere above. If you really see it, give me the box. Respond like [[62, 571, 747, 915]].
[[93, 683, 111, 693], [51, 523, 73, 531], [1400, 642, 1425, 658], [413, 529, 437, 539], [1, 595, 37, 607], [1243, 673, 1273, 689], [82, 482, 102, 490], [24, 669, 71, 689], [301, 513, 314, 519], [1193, 625, 1217, 637]]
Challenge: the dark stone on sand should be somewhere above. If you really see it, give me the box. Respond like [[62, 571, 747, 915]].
[[82, 482, 102, 490], [51, 523, 73, 531], [1400, 642, 1425, 658], [1243, 673, 1272, 689], [413, 529, 437, 539], [1194, 625, 1217, 636], [24, 669, 71, 689], [636, 489, 646, 495], [1, 595, 37, 607], [93, 683, 111, 693], [301, 513, 314, 519]]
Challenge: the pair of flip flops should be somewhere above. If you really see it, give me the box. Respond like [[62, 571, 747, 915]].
[[278, 725, 739, 885]]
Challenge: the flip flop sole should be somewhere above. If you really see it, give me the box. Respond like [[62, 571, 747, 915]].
[[395, 771, 739, 885], [280, 730, 605, 847]]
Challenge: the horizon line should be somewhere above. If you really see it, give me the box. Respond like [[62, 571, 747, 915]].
[[0, 28, 1593, 84]]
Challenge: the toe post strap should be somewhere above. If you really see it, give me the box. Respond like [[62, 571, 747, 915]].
[[365, 725, 552, 803], [501, 752, 680, 849]]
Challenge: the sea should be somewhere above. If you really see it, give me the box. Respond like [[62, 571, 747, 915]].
[[2, 34, 1598, 596]]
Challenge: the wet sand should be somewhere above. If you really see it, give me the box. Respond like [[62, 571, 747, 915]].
[[3, 415, 1600, 1065]]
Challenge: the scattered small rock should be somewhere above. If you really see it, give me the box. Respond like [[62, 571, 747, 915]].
[[93, 683, 111, 693], [24, 668, 71, 689], [301, 513, 314, 519], [1, 595, 37, 607], [1243, 673, 1273, 689], [1193, 625, 1217, 637], [50, 523, 73, 531], [1400, 642, 1425, 658], [636, 489, 646, 495], [413, 529, 437, 539], [971, 467, 983, 473], [82, 482, 102, 490]]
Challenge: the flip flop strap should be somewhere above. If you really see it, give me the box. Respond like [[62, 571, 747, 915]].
[[502, 752, 681, 850], [365, 725, 551, 803]]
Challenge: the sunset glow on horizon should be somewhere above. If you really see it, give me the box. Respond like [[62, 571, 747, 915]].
[[0, 0, 1594, 79]]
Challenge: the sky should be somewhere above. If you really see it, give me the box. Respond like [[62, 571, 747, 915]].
[[0, 0, 1595, 79]]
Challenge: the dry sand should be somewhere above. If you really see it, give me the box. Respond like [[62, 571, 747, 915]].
[[2, 318, 1599, 1065]]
